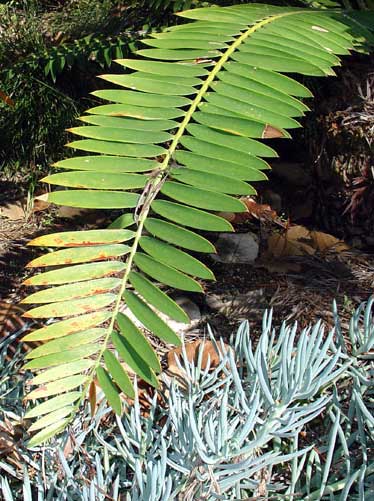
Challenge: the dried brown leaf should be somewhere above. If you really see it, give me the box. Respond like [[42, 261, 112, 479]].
[[0, 201, 26, 221], [0, 90, 14, 107], [309, 230, 349, 252], [264, 225, 349, 262], [89, 381, 97, 417], [167, 340, 231, 377], [219, 197, 278, 225], [267, 231, 316, 258]]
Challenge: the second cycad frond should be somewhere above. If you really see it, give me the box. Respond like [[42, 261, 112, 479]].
[[21, 4, 374, 444]]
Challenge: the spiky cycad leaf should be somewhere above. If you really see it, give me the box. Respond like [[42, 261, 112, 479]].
[[21, 3, 374, 445]]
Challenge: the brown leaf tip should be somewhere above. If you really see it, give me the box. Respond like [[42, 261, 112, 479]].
[[262, 124, 286, 139]]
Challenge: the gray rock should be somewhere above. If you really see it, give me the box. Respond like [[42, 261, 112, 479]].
[[163, 296, 201, 334], [211, 232, 259, 264], [173, 296, 201, 322]]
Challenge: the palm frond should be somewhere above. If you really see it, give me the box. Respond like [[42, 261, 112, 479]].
[[21, 3, 374, 443]]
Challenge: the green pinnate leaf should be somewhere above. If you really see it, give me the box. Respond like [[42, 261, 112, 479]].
[[103, 349, 135, 399], [129, 271, 189, 323], [112, 330, 159, 388], [116, 313, 161, 373], [96, 367, 122, 415], [123, 290, 181, 345], [21, 3, 368, 443]]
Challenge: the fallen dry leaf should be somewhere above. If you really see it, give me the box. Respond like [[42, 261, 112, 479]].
[[63, 435, 75, 459], [0, 429, 14, 454], [219, 197, 278, 225], [309, 230, 349, 252], [0, 201, 27, 220], [265, 225, 349, 259], [286, 225, 311, 241], [267, 230, 316, 258], [0, 417, 23, 469], [0, 90, 14, 107], [243, 198, 278, 222], [55, 206, 88, 218], [0, 195, 50, 220], [167, 339, 231, 377], [89, 380, 97, 417], [0, 302, 27, 337]]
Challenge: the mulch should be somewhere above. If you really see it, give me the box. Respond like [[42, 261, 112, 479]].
[[1, 203, 374, 347]]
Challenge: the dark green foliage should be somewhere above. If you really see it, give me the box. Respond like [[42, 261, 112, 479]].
[[0, 0, 170, 180], [0, 0, 266, 181]]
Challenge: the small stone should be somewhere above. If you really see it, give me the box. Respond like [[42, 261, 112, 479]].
[[211, 232, 259, 264], [173, 296, 201, 323]]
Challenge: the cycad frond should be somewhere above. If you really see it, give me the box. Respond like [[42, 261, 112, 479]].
[[21, 4, 374, 444]]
